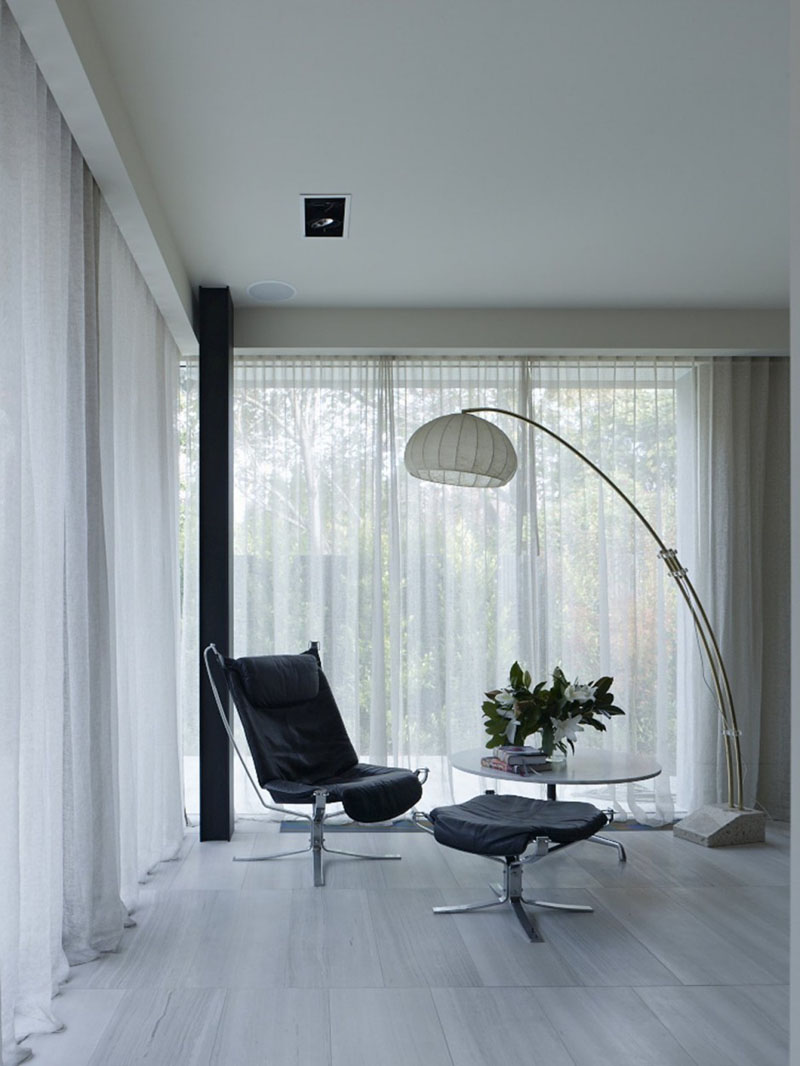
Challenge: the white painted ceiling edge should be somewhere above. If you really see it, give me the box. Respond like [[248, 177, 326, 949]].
[[7, 0, 196, 353], [8, 0, 789, 358]]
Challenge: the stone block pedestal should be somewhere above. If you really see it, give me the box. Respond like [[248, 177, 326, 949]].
[[672, 804, 766, 846]]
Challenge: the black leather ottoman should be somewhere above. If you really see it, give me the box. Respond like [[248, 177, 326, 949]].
[[427, 793, 609, 941]]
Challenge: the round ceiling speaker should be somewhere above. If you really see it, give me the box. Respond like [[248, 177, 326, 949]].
[[246, 280, 297, 303]]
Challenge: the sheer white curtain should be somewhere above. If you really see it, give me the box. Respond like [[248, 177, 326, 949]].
[[676, 356, 790, 817], [222, 356, 680, 820], [0, 5, 183, 1062], [96, 202, 184, 902]]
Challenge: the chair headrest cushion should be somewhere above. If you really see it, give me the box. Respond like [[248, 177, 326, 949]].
[[232, 653, 320, 708]]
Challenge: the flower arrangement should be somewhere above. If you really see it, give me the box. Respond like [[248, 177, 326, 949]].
[[483, 662, 625, 757]]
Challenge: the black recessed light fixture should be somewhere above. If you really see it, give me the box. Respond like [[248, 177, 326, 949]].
[[301, 194, 350, 238]]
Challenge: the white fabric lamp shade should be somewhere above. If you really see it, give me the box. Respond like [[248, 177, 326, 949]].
[[404, 412, 518, 487]]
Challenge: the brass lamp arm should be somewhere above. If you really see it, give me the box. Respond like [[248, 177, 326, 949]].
[[463, 406, 743, 811]]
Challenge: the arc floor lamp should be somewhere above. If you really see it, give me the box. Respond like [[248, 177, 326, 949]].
[[404, 408, 765, 846]]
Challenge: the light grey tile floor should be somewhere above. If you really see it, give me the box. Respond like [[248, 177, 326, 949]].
[[21, 819, 790, 1065]]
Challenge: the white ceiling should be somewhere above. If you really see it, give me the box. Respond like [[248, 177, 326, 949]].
[[10, 0, 789, 333], [67, 0, 786, 314]]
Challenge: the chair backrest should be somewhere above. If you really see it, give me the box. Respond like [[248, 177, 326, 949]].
[[219, 649, 358, 787]]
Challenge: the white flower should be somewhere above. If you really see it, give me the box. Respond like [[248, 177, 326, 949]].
[[491, 691, 519, 742], [564, 681, 596, 704], [504, 717, 519, 743], [552, 714, 585, 746]]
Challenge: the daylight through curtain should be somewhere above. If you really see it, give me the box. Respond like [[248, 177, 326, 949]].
[[181, 356, 682, 823]]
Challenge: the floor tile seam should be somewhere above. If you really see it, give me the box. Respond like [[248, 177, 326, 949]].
[[578, 885, 690, 986], [666, 977, 787, 988], [368, 888, 488, 990], [635, 981, 789, 992], [427, 987, 499, 1066], [529, 983, 687, 1063], [655, 879, 792, 934], [641, 883, 789, 982], [321, 989, 334, 1066], [626, 985, 717, 1066]]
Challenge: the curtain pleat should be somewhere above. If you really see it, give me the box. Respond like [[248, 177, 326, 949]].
[[0, 4, 184, 1060], [676, 357, 790, 815]]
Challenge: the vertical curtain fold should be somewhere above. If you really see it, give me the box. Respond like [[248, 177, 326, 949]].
[[0, 4, 184, 1061], [676, 356, 790, 815]]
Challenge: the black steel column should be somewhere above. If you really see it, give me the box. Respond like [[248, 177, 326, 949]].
[[198, 286, 234, 840]]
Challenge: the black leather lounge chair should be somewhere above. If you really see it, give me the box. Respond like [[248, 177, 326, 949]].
[[203, 643, 427, 885]]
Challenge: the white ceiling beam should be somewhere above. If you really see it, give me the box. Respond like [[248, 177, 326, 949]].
[[8, 0, 197, 353], [234, 307, 789, 354]]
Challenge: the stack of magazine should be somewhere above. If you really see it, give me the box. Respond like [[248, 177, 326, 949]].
[[480, 745, 552, 775]]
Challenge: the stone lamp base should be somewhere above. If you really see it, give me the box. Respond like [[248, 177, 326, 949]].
[[672, 804, 766, 847]]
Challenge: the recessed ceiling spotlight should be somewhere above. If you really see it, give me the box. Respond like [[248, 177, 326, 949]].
[[301, 194, 350, 238], [246, 280, 297, 303]]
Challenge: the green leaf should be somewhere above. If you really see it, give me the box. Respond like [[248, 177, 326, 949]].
[[593, 676, 613, 697], [585, 719, 607, 732], [509, 661, 524, 688]]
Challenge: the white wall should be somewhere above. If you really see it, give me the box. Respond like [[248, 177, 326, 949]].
[[234, 306, 789, 353]]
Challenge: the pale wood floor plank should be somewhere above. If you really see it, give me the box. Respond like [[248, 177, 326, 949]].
[[450, 904, 583, 987], [330, 988, 454, 1066], [572, 831, 724, 888], [297, 828, 463, 891], [432, 986, 577, 1065], [367, 888, 483, 987], [635, 984, 790, 1065], [168, 833, 256, 891], [590, 884, 780, 985], [183, 889, 293, 988], [210, 988, 331, 1066], [657, 883, 789, 983], [68, 891, 220, 989], [287, 888, 384, 987], [535, 985, 697, 1066], [532, 887, 683, 987], [86, 989, 225, 1066]]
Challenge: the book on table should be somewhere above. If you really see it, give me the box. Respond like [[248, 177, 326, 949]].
[[480, 747, 552, 775], [494, 745, 549, 766]]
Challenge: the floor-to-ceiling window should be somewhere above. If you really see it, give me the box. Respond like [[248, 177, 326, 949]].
[[181, 355, 702, 824]]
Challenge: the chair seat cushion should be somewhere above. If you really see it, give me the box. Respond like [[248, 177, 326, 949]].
[[429, 794, 608, 856], [266, 764, 423, 823]]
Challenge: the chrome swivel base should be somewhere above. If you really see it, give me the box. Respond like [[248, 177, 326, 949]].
[[233, 790, 401, 886], [433, 855, 593, 942]]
